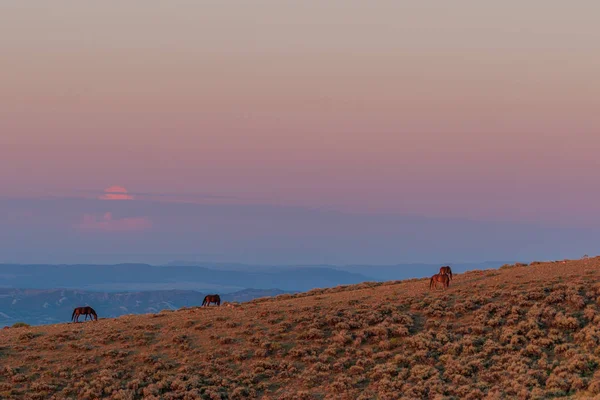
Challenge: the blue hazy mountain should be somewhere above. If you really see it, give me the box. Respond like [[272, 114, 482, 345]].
[[0, 263, 371, 292], [0, 262, 514, 327], [0, 287, 293, 327]]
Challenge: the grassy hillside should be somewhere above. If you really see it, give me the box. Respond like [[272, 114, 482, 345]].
[[1, 258, 600, 399]]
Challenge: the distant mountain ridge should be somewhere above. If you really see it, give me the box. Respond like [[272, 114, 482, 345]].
[[0, 263, 371, 292], [0, 261, 512, 327], [0, 287, 292, 327], [163, 260, 512, 281], [0, 261, 512, 293]]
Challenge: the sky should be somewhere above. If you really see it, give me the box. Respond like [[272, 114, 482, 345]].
[[1, 2, 599, 264]]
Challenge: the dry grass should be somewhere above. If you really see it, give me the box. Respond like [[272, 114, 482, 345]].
[[2, 258, 600, 399]]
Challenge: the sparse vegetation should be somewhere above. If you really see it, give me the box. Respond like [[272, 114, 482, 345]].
[[1, 257, 600, 398]]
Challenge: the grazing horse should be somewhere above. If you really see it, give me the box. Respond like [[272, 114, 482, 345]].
[[202, 294, 221, 307], [71, 306, 98, 323], [430, 273, 450, 290], [439, 266, 453, 281]]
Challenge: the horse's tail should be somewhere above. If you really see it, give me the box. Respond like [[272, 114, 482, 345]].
[[429, 276, 434, 290], [71, 308, 77, 321]]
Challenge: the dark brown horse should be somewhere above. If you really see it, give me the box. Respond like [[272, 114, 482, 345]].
[[430, 273, 450, 290], [202, 294, 221, 307], [439, 266, 453, 281], [72, 306, 98, 323]]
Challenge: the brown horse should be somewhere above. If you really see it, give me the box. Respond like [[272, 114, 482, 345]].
[[72, 306, 98, 323], [439, 266, 453, 281], [202, 294, 221, 306], [430, 273, 450, 290]]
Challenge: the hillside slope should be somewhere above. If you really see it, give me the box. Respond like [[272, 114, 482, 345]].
[[2, 258, 600, 399]]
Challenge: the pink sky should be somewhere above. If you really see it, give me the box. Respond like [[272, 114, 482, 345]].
[[1, 1, 599, 225], [77, 212, 152, 232]]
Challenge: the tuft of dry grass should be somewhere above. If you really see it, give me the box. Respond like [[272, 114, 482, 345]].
[[2, 257, 600, 398]]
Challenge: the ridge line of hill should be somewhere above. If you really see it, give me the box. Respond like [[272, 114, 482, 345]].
[[2, 257, 598, 399]]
